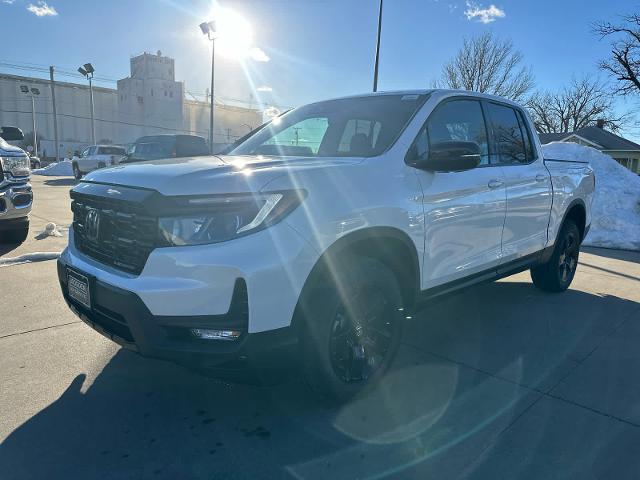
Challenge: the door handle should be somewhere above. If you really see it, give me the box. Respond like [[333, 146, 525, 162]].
[[488, 179, 504, 189], [535, 174, 548, 182]]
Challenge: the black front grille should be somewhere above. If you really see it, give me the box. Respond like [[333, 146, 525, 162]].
[[72, 197, 158, 275]]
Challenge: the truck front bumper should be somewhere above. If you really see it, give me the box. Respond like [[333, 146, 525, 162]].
[[0, 181, 32, 226], [57, 257, 298, 379]]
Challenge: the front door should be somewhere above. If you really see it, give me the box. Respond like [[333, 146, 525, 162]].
[[410, 99, 507, 290]]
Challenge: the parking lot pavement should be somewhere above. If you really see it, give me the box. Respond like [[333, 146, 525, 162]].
[[1, 178, 640, 479]]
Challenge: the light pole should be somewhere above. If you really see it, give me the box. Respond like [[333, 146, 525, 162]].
[[373, 0, 383, 92], [200, 20, 217, 154], [241, 123, 253, 133], [20, 85, 41, 158], [78, 63, 96, 144]]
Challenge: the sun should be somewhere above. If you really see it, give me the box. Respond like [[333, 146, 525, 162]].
[[209, 8, 254, 60]]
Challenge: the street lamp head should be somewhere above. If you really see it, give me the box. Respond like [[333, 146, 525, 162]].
[[199, 20, 216, 37], [77, 67, 87, 76], [30, 87, 40, 96], [83, 63, 95, 74], [20, 85, 29, 94]]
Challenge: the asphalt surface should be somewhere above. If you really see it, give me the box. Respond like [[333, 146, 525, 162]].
[[1, 176, 640, 479]]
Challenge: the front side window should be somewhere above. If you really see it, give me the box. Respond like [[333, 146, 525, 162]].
[[231, 94, 429, 158], [412, 99, 490, 166], [486, 103, 527, 165]]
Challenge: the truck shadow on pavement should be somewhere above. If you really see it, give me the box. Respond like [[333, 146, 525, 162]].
[[1, 281, 639, 480], [42, 178, 78, 187], [0, 243, 20, 257]]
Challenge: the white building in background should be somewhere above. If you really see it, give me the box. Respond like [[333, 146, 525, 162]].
[[0, 51, 263, 159], [117, 51, 184, 144]]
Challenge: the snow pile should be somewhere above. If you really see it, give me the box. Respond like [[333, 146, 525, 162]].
[[542, 142, 640, 251], [32, 159, 74, 177], [0, 251, 61, 267]]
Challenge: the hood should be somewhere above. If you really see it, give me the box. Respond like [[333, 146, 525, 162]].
[[0, 139, 27, 156], [83, 154, 363, 196]]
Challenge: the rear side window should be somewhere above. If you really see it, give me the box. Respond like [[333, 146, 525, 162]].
[[485, 103, 527, 165], [176, 136, 209, 157], [516, 110, 537, 161], [413, 99, 490, 166]]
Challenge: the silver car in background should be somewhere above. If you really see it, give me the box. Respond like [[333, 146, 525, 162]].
[[72, 145, 126, 179]]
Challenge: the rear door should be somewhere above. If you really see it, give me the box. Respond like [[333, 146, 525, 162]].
[[411, 98, 507, 289], [484, 102, 552, 263]]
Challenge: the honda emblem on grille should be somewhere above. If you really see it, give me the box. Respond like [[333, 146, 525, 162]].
[[85, 208, 100, 242]]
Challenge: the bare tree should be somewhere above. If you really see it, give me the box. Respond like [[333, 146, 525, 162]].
[[438, 32, 534, 102], [594, 14, 640, 95], [527, 77, 629, 133]]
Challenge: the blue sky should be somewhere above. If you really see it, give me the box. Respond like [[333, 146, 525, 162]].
[[1, 0, 638, 137]]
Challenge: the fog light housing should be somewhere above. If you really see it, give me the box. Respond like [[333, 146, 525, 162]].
[[191, 328, 242, 341]]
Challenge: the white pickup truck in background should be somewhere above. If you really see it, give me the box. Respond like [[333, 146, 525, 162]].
[[57, 90, 595, 402], [0, 127, 32, 244], [72, 145, 126, 179]]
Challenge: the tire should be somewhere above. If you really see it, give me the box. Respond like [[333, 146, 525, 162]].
[[531, 219, 581, 292], [0, 224, 29, 245], [298, 256, 404, 403], [73, 163, 82, 180]]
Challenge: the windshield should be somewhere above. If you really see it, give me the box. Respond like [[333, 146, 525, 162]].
[[230, 94, 429, 158], [127, 137, 176, 160], [99, 146, 125, 155]]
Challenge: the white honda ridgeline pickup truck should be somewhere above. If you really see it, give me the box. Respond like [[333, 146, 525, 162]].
[[58, 90, 595, 401]]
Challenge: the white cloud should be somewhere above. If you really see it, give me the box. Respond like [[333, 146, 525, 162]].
[[3, 0, 17, 5], [464, 2, 504, 23], [256, 86, 273, 92], [248, 47, 270, 62], [26, 1, 58, 16]]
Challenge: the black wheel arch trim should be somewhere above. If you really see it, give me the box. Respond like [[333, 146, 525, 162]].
[[541, 198, 587, 264], [293, 226, 421, 327]]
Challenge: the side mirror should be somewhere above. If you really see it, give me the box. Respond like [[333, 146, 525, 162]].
[[409, 141, 481, 172], [0, 126, 25, 141]]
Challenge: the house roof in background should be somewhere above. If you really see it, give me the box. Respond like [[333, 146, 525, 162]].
[[538, 132, 570, 144], [538, 126, 640, 151]]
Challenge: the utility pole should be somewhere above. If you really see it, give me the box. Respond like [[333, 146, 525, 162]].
[[19, 85, 40, 158], [209, 39, 215, 153], [199, 20, 217, 153], [30, 95, 37, 158], [88, 75, 96, 144], [78, 63, 96, 144], [373, 0, 383, 92], [49, 66, 60, 162]]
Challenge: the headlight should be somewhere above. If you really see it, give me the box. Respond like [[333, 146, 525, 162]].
[[0, 156, 30, 177], [158, 190, 306, 246]]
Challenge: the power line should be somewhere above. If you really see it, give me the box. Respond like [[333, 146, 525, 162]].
[[0, 107, 243, 141], [0, 60, 292, 111]]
